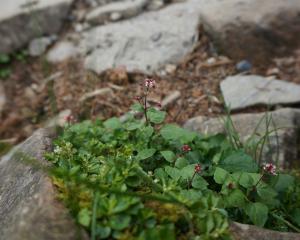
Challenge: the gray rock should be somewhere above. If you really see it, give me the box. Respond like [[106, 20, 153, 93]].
[[82, 0, 202, 74], [47, 41, 79, 63], [0, 0, 73, 54], [45, 109, 72, 127], [236, 60, 252, 72], [85, 0, 149, 25], [184, 108, 300, 168], [0, 82, 6, 116], [220, 75, 300, 110], [146, 0, 164, 11], [28, 36, 56, 57], [0, 128, 88, 239], [197, 0, 300, 64], [230, 222, 300, 240]]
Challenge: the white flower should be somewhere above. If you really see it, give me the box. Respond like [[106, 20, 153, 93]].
[[263, 163, 277, 175], [144, 78, 156, 88], [54, 146, 61, 154]]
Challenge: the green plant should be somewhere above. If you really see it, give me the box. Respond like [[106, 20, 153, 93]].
[[46, 79, 300, 239], [0, 50, 28, 79], [221, 107, 283, 166], [0, 53, 11, 79]]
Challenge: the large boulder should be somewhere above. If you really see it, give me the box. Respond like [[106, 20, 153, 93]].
[[0, 0, 73, 54], [81, 0, 202, 74], [197, 0, 300, 64], [184, 108, 300, 168], [230, 222, 300, 240], [85, 0, 149, 26], [220, 75, 300, 110], [0, 128, 88, 240]]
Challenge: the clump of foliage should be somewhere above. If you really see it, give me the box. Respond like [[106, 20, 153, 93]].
[[46, 79, 300, 239], [0, 51, 28, 79]]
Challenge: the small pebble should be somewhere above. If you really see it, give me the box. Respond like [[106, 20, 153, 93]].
[[236, 60, 252, 72], [266, 67, 280, 76], [207, 57, 216, 64]]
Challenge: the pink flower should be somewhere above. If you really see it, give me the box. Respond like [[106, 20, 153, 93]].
[[144, 78, 156, 88], [194, 164, 201, 173], [263, 163, 277, 175], [64, 114, 74, 123], [181, 144, 191, 152]]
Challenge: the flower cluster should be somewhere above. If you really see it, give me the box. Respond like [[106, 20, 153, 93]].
[[182, 144, 192, 153], [64, 114, 75, 124], [144, 78, 156, 88], [263, 163, 277, 175], [194, 164, 201, 173]]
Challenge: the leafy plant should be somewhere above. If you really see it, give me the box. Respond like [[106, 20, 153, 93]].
[[0, 50, 28, 79], [46, 79, 300, 239]]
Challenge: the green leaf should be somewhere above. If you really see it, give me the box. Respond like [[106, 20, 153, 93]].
[[154, 168, 168, 183], [147, 108, 166, 124], [291, 208, 300, 227], [140, 126, 154, 140], [219, 151, 258, 173], [138, 224, 176, 240], [78, 208, 91, 227], [0, 68, 11, 78], [109, 215, 131, 230], [192, 175, 208, 190], [126, 121, 144, 131], [179, 189, 202, 204], [131, 103, 144, 112], [180, 164, 196, 180], [257, 185, 277, 200], [126, 175, 142, 187], [212, 152, 222, 165], [160, 124, 181, 140], [245, 202, 268, 227], [104, 117, 122, 129], [0, 53, 10, 64], [180, 129, 197, 143], [273, 174, 295, 192], [161, 151, 176, 163], [165, 166, 181, 181], [136, 148, 156, 160], [214, 167, 229, 184], [160, 124, 196, 142], [239, 172, 255, 188], [224, 189, 246, 207], [96, 225, 111, 239], [175, 157, 189, 169]]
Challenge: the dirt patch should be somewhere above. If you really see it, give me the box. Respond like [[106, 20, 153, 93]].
[[0, 27, 300, 145]]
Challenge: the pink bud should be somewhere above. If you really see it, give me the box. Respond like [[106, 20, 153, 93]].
[[182, 144, 191, 152], [144, 78, 156, 88], [194, 164, 201, 173]]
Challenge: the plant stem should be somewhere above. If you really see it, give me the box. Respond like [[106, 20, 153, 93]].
[[189, 172, 196, 188], [144, 88, 149, 125], [271, 213, 300, 233], [254, 173, 264, 188]]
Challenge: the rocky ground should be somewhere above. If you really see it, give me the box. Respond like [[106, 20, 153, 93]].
[[0, 0, 300, 149]]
